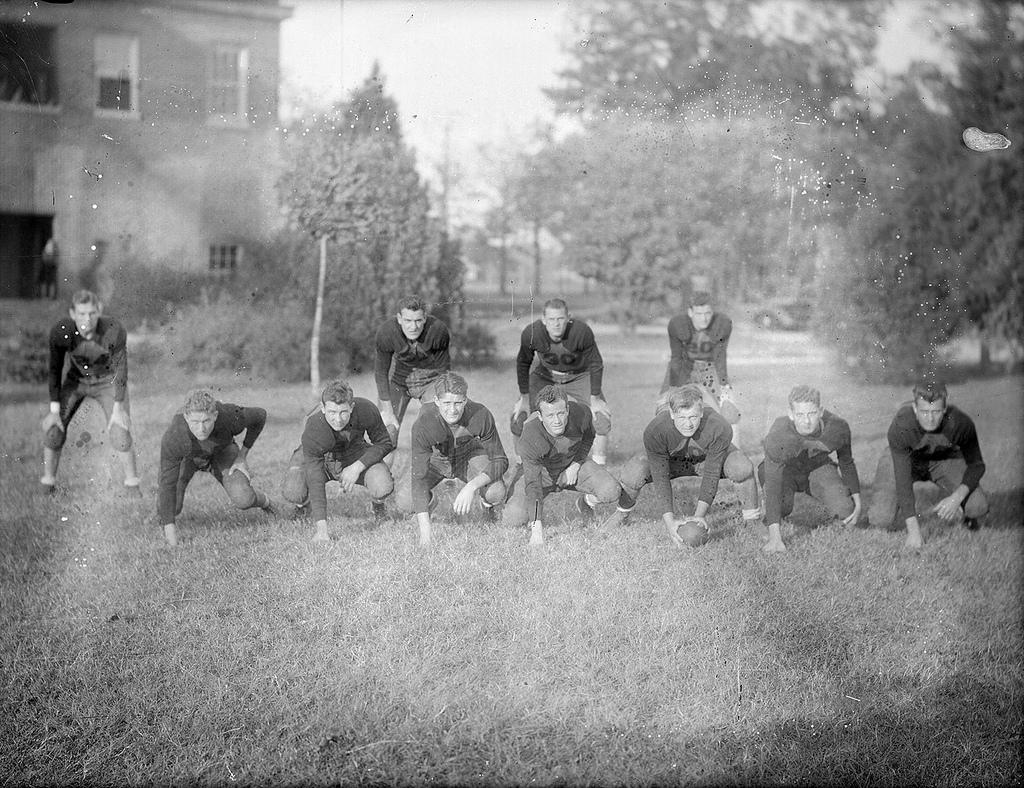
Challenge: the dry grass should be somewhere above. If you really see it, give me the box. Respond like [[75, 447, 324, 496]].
[[1, 324, 1021, 786]]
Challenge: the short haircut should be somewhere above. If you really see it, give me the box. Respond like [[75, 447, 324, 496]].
[[434, 371, 468, 399], [70, 289, 101, 309], [690, 291, 713, 308], [397, 295, 426, 314], [543, 298, 568, 314], [913, 379, 948, 405], [184, 389, 217, 414], [321, 379, 354, 406], [788, 385, 821, 408], [536, 384, 568, 407], [667, 384, 705, 413]]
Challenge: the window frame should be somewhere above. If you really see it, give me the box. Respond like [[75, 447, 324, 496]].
[[93, 33, 140, 118], [0, 22, 60, 109], [206, 43, 249, 127]]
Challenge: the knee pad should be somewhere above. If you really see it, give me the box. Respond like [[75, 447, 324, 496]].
[[108, 422, 133, 452], [593, 411, 612, 436], [44, 424, 66, 450], [224, 470, 257, 509]]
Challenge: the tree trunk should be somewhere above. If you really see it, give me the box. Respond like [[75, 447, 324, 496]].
[[310, 235, 327, 393]]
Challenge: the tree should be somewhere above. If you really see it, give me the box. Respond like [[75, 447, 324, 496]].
[[546, 0, 884, 121], [278, 66, 441, 378]]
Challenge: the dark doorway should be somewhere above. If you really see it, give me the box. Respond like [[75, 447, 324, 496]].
[[0, 214, 54, 299]]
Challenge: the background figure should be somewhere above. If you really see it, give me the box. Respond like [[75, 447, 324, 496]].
[[37, 237, 59, 300], [157, 389, 275, 547], [282, 379, 395, 542], [758, 385, 862, 552], [868, 379, 988, 550], [374, 295, 452, 467], [661, 291, 741, 439], [511, 297, 612, 465], [41, 289, 141, 497], [405, 372, 509, 545]]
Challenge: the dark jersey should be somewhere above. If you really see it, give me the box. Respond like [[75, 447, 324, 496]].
[[763, 410, 860, 525], [665, 313, 732, 387], [516, 319, 604, 397], [299, 398, 394, 522], [887, 403, 985, 524], [374, 315, 451, 399], [518, 400, 595, 522], [409, 400, 509, 513], [48, 316, 129, 402], [644, 407, 734, 515], [157, 402, 266, 525]]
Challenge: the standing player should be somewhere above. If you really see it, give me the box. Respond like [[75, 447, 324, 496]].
[[868, 379, 988, 550], [505, 385, 621, 545], [760, 385, 863, 553], [157, 389, 275, 547], [602, 384, 761, 546], [281, 379, 395, 542], [408, 372, 510, 546], [511, 298, 612, 465], [374, 295, 451, 460], [40, 289, 141, 497], [662, 291, 740, 435]]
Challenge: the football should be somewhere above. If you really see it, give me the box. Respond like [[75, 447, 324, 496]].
[[510, 410, 528, 437], [593, 410, 612, 435], [676, 518, 710, 547]]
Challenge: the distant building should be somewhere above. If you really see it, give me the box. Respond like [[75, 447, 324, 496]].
[[0, 0, 292, 299]]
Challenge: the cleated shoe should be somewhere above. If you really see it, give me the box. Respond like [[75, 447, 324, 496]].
[[963, 517, 980, 531], [287, 501, 310, 521], [481, 503, 498, 524], [599, 508, 631, 530], [40, 482, 57, 497], [260, 498, 278, 517], [371, 500, 388, 527], [125, 485, 143, 500]]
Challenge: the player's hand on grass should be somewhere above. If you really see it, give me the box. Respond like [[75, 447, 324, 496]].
[[312, 519, 330, 543], [529, 520, 544, 545], [452, 484, 478, 516], [667, 519, 686, 548], [762, 522, 787, 553], [905, 517, 924, 550], [842, 493, 862, 526]]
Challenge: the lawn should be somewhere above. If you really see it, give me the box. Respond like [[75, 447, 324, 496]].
[[1, 315, 1022, 786]]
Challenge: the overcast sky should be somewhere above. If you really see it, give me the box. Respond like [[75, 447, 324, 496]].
[[279, 0, 969, 221]]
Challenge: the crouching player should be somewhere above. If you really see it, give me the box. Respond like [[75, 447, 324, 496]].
[[408, 372, 510, 545], [504, 385, 621, 545], [41, 289, 141, 497], [282, 379, 395, 542], [603, 384, 760, 546], [157, 389, 275, 547], [759, 385, 862, 553], [868, 379, 988, 550]]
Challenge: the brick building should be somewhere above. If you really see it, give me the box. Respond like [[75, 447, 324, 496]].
[[0, 0, 292, 299]]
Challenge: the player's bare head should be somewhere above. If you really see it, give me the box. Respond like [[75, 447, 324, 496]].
[[788, 385, 821, 409], [434, 371, 468, 399], [543, 298, 569, 315], [184, 389, 217, 415], [69, 289, 102, 335], [913, 379, 948, 408], [537, 384, 568, 407], [687, 292, 714, 329], [183, 389, 218, 438], [541, 299, 569, 341], [397, 295, 426, 314], [788, 385, 822, 436], [396, 296, 427, 340], [667, 385, 705, 414], [321, 379, 354, 406]]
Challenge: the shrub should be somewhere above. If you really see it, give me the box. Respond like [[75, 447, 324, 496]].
[[0, 329, 49, 384], [451, 321, 498, 368]]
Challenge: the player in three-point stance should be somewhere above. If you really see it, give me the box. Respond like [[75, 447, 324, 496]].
[[41, 289, 141, 497], [661, 291, 741, 440], [281, 379, 395, 542], [760, 385, 863, 553], [157, 389, 275, 547], [407, 372, 510, 546], [603, 384, 760, 546], [504, 385, 621, 545], [867, 379, 988, 550], [511, 298, 612, 465], [374, 295, 451, 463]]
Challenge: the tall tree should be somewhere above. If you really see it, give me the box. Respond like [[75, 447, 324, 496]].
[[279, 66, 440, 377]]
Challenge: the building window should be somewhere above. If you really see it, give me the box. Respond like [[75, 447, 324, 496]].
[[209, 244, 242, 274], [94, 34, 138, 114], [0, 23, 58, 106], [208, 45, 248, 123]]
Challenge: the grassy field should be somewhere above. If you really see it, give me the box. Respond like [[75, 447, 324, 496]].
[[1, 315, 1022, 786]]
